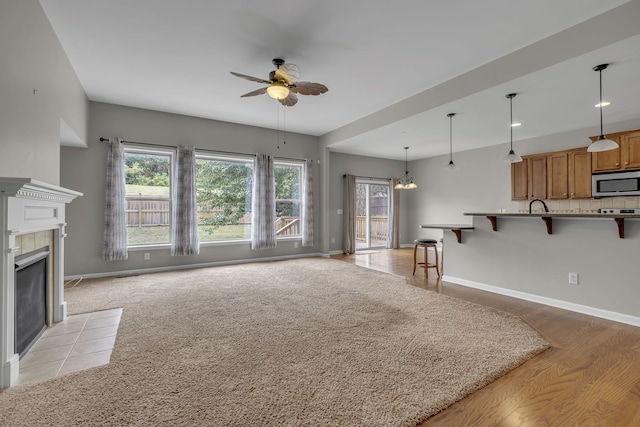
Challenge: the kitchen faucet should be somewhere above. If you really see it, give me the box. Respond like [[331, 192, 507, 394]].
[[529, 199, 549, 214]]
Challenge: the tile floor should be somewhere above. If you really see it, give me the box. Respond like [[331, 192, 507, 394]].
[[17, 308, 122, 385]]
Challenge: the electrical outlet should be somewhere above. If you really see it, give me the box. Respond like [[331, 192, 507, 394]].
[[294, 242, 298, 248], [331, 237, 335, 243], [568, 272, 579, 285], [144, 252, 150, 260]]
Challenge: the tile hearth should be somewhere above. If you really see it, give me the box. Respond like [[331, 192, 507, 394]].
[[18, 308, 122, 385]]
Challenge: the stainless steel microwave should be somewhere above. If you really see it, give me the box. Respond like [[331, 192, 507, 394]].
[[592, 170, 640, 197]]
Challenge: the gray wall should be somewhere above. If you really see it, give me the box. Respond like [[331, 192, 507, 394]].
[[408, 118, 640, 319], [328, 152, 410, 252], [60, 102, 322, 277], [0, 0, 88, 185]]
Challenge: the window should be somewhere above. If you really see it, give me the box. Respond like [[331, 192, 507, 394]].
[[274, 162, 302, 238], [124, 147, 173, 246], [195, 155, 253, 242], [123, 146, 304, 247]]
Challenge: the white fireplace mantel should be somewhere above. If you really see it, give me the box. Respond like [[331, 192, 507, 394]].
[[0, 178, 82, 388]]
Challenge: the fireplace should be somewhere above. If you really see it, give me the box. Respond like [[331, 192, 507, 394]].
[[15, 247, 50, 357], [0, 178, 81, 388]]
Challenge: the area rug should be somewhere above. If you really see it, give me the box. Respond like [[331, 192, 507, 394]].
[[0, 258, 548, 426]]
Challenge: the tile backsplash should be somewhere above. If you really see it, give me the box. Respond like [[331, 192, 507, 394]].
[[515, 196, 640, 213]]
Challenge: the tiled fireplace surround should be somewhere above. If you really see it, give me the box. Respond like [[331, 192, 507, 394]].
[[0, 178, 81, 388]]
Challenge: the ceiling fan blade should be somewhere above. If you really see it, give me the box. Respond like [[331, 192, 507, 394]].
[[281, 63, 301, 82], [240, 87, 268, 97], [290, 82, 328, 96], [230, 71, 271, 84], [274, 68, 294, 86], [278, 92, 298, 107]]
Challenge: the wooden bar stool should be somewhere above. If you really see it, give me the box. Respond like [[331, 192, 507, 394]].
[[412, 239, 440, 277]]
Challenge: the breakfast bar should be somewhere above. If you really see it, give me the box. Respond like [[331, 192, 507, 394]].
[[464, 212, 640, 239], [419, 224, 475, 243]]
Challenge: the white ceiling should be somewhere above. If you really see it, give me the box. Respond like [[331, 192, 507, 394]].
[[40, 0, 640, 160]]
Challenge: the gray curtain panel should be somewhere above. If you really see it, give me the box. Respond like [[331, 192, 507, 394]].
[[342, 174, 356, 254], [102, 137, 128, 261], [251, 153, 276, 250], [388, 178, 400, 249], [171, 145, 200, 256], [301, 158, 314, 247]]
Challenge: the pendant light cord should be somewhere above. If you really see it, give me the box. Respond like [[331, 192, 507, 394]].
[[448, 113, 454, 162], [510, 96, 514, 150], [599, 67, 604, 137]]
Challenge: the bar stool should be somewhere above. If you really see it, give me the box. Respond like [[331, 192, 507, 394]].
[[412, 239, 440, 277]]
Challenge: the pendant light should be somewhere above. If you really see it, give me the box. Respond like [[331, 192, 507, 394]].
[[444, 113, 458, 171], [587, 64, 618, 152], [502, 93, 523, 164], [395, 147, 417, 190]]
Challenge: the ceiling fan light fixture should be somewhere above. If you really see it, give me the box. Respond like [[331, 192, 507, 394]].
[[396, 147, 417, 190], [266, 84, 290, 100], [588, 64, 618, 153], [503, 93, 523, 164]]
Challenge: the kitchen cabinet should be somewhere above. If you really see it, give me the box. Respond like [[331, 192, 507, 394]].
[[546, 148, 591, 200], [569, 149, 592, 198], [511, 155, 546, 200], [591, 129, 640, 172], [547, 152, 568, 199], [511, 160, 528, 200], [512, 148, 591, 201]]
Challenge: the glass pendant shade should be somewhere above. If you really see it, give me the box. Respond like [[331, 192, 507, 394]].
[[588, 64, 618, 153], [503, 93, 523, 164], [266, 84, 290, 100], [587, 135, 619, 152], [503, 149, 523, 163], [444, 160, 458, 171]]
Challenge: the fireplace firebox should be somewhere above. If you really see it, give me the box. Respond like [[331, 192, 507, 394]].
[[15, 247, 50, 357]]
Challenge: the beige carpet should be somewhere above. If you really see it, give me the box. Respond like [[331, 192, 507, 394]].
[[0, 258, 548, 426]]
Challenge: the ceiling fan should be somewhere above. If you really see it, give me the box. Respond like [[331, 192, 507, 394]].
[[230, 58, 328, 107]]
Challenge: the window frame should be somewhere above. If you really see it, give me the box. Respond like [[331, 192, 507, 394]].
[[274, 160, 304, 240], [194, 153, 254, 244], [124, 145, 175, 249], [123, 147, 306, 249]]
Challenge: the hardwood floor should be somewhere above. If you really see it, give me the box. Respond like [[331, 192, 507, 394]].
[[331, 249, 640, 427]]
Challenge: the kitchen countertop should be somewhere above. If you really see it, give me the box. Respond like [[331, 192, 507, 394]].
[[465, 212, 640, 218], [464, 212, 640, 238]]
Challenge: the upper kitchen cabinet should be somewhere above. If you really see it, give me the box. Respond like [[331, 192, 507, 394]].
[[591, 129, 640, 172], [547, 152, 569, 199], [546, 148, 592, 199], [512, 148, 591, 201], [569, 148, 592, 199], [511, 155, 547, 200]]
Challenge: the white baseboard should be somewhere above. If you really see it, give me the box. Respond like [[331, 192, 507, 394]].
[[442, 275, 640, 327], [64, 252, 325, 281]]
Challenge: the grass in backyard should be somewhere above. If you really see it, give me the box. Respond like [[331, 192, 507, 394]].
[[127, 224, 250, 245], [126, 184, 170, 197]]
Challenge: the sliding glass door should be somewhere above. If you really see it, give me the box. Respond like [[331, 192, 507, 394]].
[[355, 180, 389, 250]]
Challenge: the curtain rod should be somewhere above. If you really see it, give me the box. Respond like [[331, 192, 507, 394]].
[[99, 137, 310, 163], [343, 174, 391, 181]]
